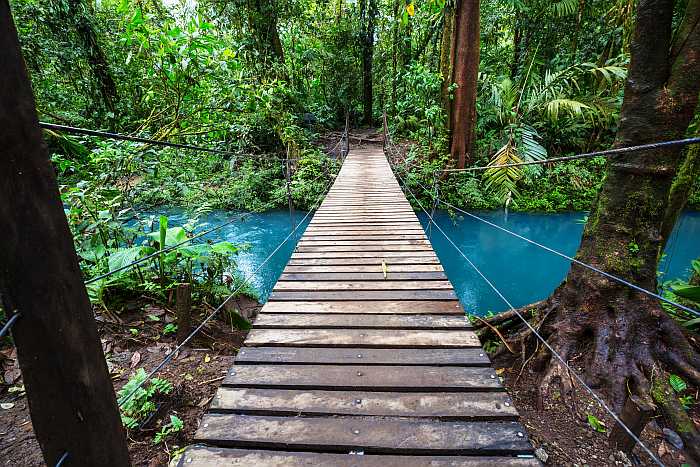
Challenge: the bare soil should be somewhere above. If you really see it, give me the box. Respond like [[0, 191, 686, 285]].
[[0, 296, 259, 467], [498, 356, 699, 466], [3, 296, 697, 466]]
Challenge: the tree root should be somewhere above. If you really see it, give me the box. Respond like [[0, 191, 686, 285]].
[[479, 297, 700, 464]]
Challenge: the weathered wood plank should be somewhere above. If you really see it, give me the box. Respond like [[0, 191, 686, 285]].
[[269, 290, 457, 300], [245, 329, 478, 347], [210, 388, 518, 419], [273, 280, 454, 291], [291, 251, 437, 258], [178, 447, 540, 467], [296, 245, 433, 252], [234, 347, 488, 365], [282, 264, 444, 273], [223, 364, 499, 390], [298, 239, 430, 246], [279, 272, 447, 280], [253, 313, 470, 329], [288, 257, 441, 265], [194, 414, 532, 454], [260, 300, 463, 314]]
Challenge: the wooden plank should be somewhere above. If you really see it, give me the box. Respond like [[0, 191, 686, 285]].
[[223, 364, 498, 390], [288, 257, 441, 265], [244, 329, 478, 347], [260, 301, 463, 314], [178, 447, 540, 467], [279, 272, 447, 280], [291, 251, 437, 258], [269, 290, 457, 300], [298, 239, 431, 246], [273, 280, 453, 291], [210, 388, 518, 419], [282, 265, 444, 273], [296, 245, 433, 252], [253, 314, 470, 329], [302, 234, 428, 240], [234, 347, 488, 366], [194, 414, 532, 454]]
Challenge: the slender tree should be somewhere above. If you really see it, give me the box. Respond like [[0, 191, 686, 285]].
[[448, 0, 480, 168], [360, 0, 378, 125], [494, 0, 700, 457]]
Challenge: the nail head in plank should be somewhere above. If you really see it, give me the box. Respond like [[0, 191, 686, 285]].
[[253, 314, 471, 329], [194, 414, 532, 455], [234, 347, 488, 366], [210, 388, 518, 419], [178, 447, 540, 467]]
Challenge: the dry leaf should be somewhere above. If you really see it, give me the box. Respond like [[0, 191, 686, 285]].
[[130, 351, 141, 368], [204, 354, 211, 364], [0, 402, 15, 410]]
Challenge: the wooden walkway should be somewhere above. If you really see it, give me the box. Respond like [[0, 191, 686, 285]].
[[180, 147, 538, 466]]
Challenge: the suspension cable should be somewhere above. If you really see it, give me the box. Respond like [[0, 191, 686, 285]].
[[442, 137, 700, 172], [391, 165, 664, 466], [117, 178, 332, 408], [83, 181, 317, 285], [401, 170, 700, 318]]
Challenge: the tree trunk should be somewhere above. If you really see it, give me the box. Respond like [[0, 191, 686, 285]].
[[522, 0, 700, 459], [0, 2, 130, 464], [439, 2, 456, 130], [360, 0, 377, 125], [248, 0, 285, 65], [449, 0, 480, 168]]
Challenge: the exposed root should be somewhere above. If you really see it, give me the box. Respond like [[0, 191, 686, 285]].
[[480, 295, 700, 463]]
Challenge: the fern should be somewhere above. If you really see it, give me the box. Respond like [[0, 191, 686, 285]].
[[549, 0, 579, 16]]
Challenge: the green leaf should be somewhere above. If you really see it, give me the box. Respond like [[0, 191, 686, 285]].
[[211, 242, 239, 255], [671, 285, 700, 301], [108, 247, 145, 274], [587, 414, 606, 433], [148, 226, 188, 246], [669, 374, 687, 393]]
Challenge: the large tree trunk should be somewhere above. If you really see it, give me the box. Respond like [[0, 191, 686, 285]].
[[360, 0, 377, 125], [448, 0, 480, 168], [517, 0, 700, 459]]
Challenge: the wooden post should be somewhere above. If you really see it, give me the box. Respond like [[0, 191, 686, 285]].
[[285, 145, 295, 228], [0, 3, 130, 465], [176, 283, 192, 344], [609, 395, 655, 455]]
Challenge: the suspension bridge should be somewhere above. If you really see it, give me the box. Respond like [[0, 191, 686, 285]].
[[178, 142, 538, 465]]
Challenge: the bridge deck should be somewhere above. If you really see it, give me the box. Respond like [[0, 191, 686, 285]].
[[180, 147, 537, 466]]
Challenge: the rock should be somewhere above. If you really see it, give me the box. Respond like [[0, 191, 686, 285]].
[[608, 454, 615, 462], [535, 447, 549, 463], [615, 451, 632, 467], [663, 428, 683, 450]]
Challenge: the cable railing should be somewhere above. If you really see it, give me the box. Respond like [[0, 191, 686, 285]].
[[115, 177, 332, 408], [390, 161, 664, 466]]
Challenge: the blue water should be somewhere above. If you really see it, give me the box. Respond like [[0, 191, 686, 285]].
[[419, 210, 700, 315], [150, 209, 310, 301], [150, 208, 699, 312]]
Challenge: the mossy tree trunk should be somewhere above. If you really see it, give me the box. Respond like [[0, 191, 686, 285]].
[[509, 0, 700, 459], [359, 0, 377, 125]]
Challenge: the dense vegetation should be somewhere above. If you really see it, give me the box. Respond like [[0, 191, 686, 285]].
[[2, 0, 700, 464], [12, 0, 699, 219]]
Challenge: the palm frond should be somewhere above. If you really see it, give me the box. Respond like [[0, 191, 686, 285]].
[[483, 139, 523, 202], [549, 0, 579, 16]]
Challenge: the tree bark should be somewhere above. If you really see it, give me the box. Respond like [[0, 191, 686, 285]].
[[0, 2, 130, 464], [247, 0, 285, 65], [449, 0, 480, 168], [360, 0, 377, 125], [439, 2, 456, 130], [522, 0, 700, 458]]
